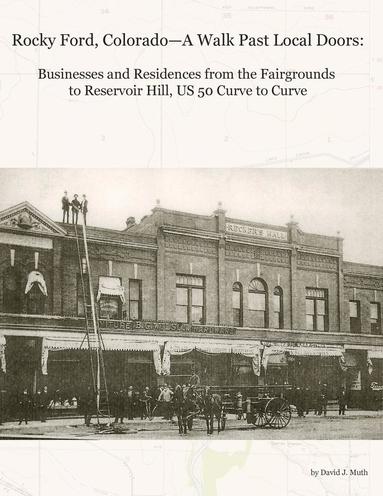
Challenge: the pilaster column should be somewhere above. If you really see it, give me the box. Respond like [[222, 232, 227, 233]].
[[287, 217, 299, 330], [156, 228, 166, 321], [214, 203, 226, 325], [337, 234, 345, 332], [52, 239, 62, 315]]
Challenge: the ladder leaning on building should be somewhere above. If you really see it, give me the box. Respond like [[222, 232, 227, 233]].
[[73, 208, 111, 426]]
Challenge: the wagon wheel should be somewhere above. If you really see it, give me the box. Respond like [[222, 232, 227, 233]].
[[264, 398, 291, 429], [251, 410, 270, 428]]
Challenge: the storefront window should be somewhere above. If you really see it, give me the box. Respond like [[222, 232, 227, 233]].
[[305, 288, 328, 331], [232, 282, 243, 327], [176, 274, 205, 324], [370, 302, 381, 335], [129, 279, 142, 320], [248, 278, 267, 328], [349, 300, 361, 333], [272, 286, 283, 329]]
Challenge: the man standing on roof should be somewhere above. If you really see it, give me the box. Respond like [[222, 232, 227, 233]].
[[71, 194, 81, 224], [81, 194, 88, 225], [61, 191, 70, 223]]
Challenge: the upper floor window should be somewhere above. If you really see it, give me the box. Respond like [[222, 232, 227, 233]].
[[2, 268, 21, 313], [129, 279, 142, 320], [97, 276, 124, 320], [176, 274, 205, 324], [349, 300, 361, 333], [272, 286, 283, 329], [305, 288, 328, 331], [25, 271, 47, 315], [370, 302, 381, 335], [248, 278, 268, 328], [232, 282, 243, 327]]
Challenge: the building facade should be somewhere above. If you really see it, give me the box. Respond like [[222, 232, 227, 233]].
[[0, 201, 382, 412]]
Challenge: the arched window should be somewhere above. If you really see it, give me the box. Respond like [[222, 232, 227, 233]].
[[2, 268, 21, 313], [232, 282, 243, 327], [248, 278, 268, 328], [272, 287, 283, 329], [27, 284, 46, 314], [25, 271, 47, 315]]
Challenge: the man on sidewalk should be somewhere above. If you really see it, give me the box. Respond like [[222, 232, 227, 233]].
[[35, 386, 50, 422], [126, 386, 134, 420], [338, 386, 348, 416], [81, 386, 95, 427], [158, 384, 173, 420], [18, 389, 32, 425]]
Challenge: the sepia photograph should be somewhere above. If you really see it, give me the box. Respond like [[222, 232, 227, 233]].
[[0, 168, 382, 440]]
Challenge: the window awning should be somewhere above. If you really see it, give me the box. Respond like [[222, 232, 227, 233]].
[[262, 344, 344, 369], [367, 350, 383, 360], [41, 335, 163, 375], [162, 338, 262, 376], [25, 271, 48, 296], [43, 335, 162, 352], [97, 276, 125, 303], [288, 347, 344, 357], [0, 335, 6, 373]]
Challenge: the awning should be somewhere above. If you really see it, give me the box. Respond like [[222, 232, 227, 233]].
[[0, 335, 6, 373], [41, 335, 163, 375], [97, 276, 125, 303], [262, 344, 344, 369], [25, 271, 48, 296], [288, 347, 344, 357], [367, 350, 383, 360], [162, 338, 262, 376]]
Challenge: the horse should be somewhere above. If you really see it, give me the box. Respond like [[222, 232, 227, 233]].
[[173, 385, 198, 436], [198, 387, 224, 435]]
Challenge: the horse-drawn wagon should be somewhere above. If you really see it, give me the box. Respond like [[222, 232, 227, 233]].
[[170, 377, 293, 435], [207, 384, 293, 430]]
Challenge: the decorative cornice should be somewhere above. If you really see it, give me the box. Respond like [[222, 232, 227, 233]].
[[225, 243, 290, 265], [344, 274, 383, 290], [297, 251, 338, 272], [165, 234, 217, 256]]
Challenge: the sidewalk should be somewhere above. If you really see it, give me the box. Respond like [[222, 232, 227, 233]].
[[1, 409, 382, 433]]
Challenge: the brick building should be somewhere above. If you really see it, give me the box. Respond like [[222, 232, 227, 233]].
[[0, 201, 382, 411]]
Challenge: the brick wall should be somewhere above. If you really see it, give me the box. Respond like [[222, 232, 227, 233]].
[[0, 243, 54, 313]]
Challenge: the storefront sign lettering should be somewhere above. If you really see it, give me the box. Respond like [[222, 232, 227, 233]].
[[225, 222, 288, 241], [99, 319, 236, 335], [262, 340, 341, 349]]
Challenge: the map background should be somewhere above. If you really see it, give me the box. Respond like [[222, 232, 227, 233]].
[[0, 439, 380, 495], [0, 0, 382, 167]]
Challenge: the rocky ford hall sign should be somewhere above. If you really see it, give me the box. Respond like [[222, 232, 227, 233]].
[[225, 222, 288, 241]]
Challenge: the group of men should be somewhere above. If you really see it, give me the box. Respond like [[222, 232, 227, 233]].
[[15, 386, 51, 425], [61, 191, 88, 225], [111, 384, 175, 424], [293, 384, 349, 418]]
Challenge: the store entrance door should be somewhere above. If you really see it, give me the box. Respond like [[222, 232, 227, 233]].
[[293, 356, 342, 399], [5, 336, 41, 414]]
